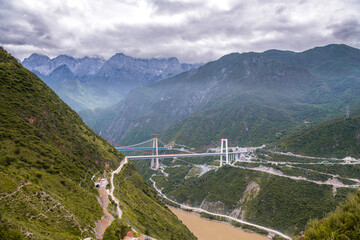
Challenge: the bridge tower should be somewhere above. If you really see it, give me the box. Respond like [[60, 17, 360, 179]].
[[150, 134, 159, 170], [220, 138, 229, 166]]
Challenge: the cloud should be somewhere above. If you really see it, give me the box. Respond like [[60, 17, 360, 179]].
[[152, 0, 203, 15], [1, 0, 360, 63], [328, 19, 360, 41]]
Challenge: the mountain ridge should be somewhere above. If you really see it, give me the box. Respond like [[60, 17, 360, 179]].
[[22, 52, 201, 111], [84, 44, 360, 147]]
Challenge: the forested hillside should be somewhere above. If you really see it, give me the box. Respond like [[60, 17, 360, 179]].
[[280, 115, 360, 158], [0, 47, 194, 239], [134, 157, 356, 237], [296, 190, 360, 239], [83, 44, 360, 147]]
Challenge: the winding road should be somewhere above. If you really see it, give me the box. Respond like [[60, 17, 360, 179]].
[[109, 157, 128, 219], [93, 157, 128, 239]]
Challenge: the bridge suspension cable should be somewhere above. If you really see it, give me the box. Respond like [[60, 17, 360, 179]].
[[108, 137, 224, 157], [157, 139, 168, 147], [191, 139, 222, 153], [126, 139, 153, 148], [157, 139, 222, 156], [107, 140, 153, 154]]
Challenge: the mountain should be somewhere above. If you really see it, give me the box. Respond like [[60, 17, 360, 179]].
[[22, 53, 105, 77], [22, 53, 53, 75], [22, 53, 200, 111], [85, 44, 360, 147], [279, 115, 360, 158], [0, 47, 195, 239], [296, 190, 360, 239]]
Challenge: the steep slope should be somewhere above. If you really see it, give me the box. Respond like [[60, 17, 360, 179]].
[[296, 190, 360, 240], [110, 162, 196, 240], [23, 53, 200, 111], [0, 47, 118, 239], [0, 47, 195, 239], [279, 115, 360, 158], [91, 44, 360, 146]]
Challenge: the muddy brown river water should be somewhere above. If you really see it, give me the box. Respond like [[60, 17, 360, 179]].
[[169, 207, 268, 240]]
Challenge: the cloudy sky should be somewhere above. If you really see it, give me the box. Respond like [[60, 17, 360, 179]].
[[1, 0, 360, 63]]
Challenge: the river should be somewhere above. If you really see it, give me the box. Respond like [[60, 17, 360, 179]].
[[169, 207, 269, 240]]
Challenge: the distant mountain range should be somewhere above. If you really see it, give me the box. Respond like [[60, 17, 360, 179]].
[[80, 44, 360, 150], [22, 53, 201, 110]]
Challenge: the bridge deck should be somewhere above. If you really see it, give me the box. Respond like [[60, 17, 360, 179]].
[[127, 152, 247, 160], [115, 147, 168, 151]]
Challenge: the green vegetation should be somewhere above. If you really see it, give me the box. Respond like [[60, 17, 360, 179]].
[[162, 97, 295, 147], [276, 166, 330, 182], [0, 47, 122, 238], [280, 115, 360, 158], [147, 161, 354, 236], [296, 190, 360, 240], [199, 212, 226, 221], [297, 164, 360, 180], [0, 47, 193, 239], [87, 44, 360, 150], [0, 214, 24, 240], [230, 221, 269, 235], [235, 162, 263, 168], [264, 152, 325, 164], [103, 219, 131, 240], [273, 236, 288, 240], [112, 162, 196, 240]]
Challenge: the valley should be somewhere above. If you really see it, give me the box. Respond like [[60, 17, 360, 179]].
[[2, 0, 360, 239], [131, 140, 359, 238], [2, 43, 360, 239], [80, 44, 360, 149]]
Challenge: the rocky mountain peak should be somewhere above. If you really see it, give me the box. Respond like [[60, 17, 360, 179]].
[[22, 53, 52, 75], [21, 52, 200, 110]]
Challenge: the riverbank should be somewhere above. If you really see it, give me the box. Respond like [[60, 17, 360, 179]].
[[169, 207, 268, 240], [149, 176, 292, 239]]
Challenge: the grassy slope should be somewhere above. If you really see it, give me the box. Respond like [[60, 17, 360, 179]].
[[296, 190, 360, 240], [280, 115, 360, 158], [112, 162, 196, 240], [0, 47, 121, 239], [0, 47, 193, 239]]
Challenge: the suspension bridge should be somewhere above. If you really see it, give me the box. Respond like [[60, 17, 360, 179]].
[[107, 135, 249, 170]]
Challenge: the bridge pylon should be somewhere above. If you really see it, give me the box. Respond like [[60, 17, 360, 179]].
[[150, 134, 159, 170], [220, 138, 229, 166]]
